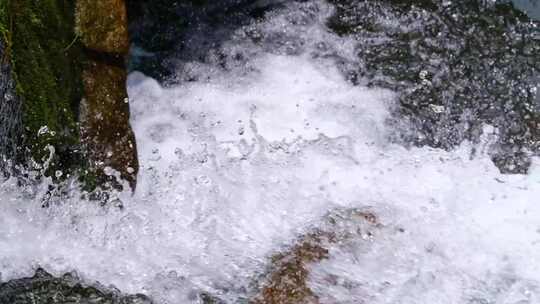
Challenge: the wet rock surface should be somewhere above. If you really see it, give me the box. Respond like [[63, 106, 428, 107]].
[[0, 268, 152, 304], [0, 40, 22, 175], [77, 0, 139, 190], [76, 0, 131, 54], [327, 0, 540, 174], [251, 209, 381, 304], [1, 0, 85, 179], [79, 59, 138, 191], [0, 210, 380, 304], [0, 0, 138, 190], [1, 1, 539, 303]]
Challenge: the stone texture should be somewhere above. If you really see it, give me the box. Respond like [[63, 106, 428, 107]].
[[0, 0, 139, 191], [76, 0, 139, 191], [0, 268, 153, 304], [76, 0, 130, 54], [0, 39, 22, 176], [252, 209, 380, 304], [80, 60, 138, 190], [1, 0, 85, 179], [327, 0, 540, 174]]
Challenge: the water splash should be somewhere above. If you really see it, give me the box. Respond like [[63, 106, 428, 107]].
[[1, 1, 539, 303]]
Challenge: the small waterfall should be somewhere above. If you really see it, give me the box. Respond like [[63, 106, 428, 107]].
[[0, 1, 539, 303]]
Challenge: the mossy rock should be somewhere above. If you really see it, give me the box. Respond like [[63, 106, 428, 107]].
[[1, 0, 139, 191], [3, 0, 85, 178], [0, 1, 22, 175], [0, 39, 22, 175]]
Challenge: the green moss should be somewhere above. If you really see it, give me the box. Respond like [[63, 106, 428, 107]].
[[0, 1, 10, 47], [7, 0, 86, 177]]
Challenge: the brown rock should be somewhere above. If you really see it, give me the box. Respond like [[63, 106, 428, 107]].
[[80, 60, 138, 190], [76, 0, 138, 191], [253, 237, 327, 304], [75, 0, 130, 54], [252, 209, 381, 304]]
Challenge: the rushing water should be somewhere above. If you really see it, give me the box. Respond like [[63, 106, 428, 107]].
[[1, 1, 540, 303]]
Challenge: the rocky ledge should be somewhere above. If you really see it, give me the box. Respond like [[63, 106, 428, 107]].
[[0, 0, 138, 191], [0, 268, 152, 304], [328, 0, 539, 174]]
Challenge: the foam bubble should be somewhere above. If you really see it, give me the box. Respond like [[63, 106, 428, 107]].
[[0, 1, 539, 303]]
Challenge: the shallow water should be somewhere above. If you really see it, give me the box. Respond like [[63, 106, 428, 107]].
[[1, 1, 540, 303]]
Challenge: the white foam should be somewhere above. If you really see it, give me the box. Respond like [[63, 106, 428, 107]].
[[0, 1, 539, 303]]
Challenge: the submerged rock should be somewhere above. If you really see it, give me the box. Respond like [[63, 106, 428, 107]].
[[0, 268, 152, 304], [327, 0, 540, 174], [252, 209, 381, 304]]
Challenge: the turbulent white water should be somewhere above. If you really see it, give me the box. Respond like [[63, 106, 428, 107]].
[[1, 1, 540, 303]]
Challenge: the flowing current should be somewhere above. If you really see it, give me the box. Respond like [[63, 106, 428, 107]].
[[1, 1, 540, 303]]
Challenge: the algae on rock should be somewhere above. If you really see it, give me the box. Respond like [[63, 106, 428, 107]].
[[0, 0, 139, 191], [0, 39, 22, 176], [3, 0, 84, 179], [0, 0, 21, 175]]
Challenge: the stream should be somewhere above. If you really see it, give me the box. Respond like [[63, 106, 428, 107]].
[[1, 0, 540, 303]]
